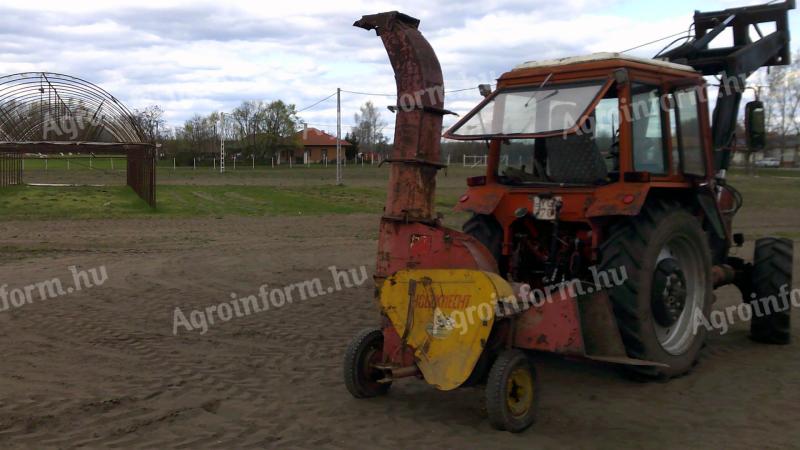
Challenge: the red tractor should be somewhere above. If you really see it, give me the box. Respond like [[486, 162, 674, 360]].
[[345, 2, 795, 432]]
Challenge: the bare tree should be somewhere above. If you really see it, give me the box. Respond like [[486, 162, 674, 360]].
[[133, 105, 166, 143], [353, 101, 388, 156], [763, 50, 800, 165]]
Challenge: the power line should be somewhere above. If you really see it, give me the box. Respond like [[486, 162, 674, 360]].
[[303, 122, 396, 129], [340, 89, 394, 97], [445, 86, 489, 93], [295, 85, 492, 118], [340, 84, 494, 97], [620, 28, 694, 54], [295, 91, 337, 113]]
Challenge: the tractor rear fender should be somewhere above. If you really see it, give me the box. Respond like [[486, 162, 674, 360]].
[[455, 185, 506, 216], [585, 184, 650, 217], [455, 183, 654, 218]]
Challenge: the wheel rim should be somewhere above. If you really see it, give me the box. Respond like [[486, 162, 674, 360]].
[[361, 345, 384, 387], [505, 366, 534, 417], [652, 236, 706, 355]]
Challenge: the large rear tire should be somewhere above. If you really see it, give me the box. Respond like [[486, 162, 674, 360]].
[[750, 238, 793, 345], [600, 201, 712, 379]]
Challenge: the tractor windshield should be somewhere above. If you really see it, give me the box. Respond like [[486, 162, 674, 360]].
[[447, 80, 607, 138], [495, 84, 621, 186]]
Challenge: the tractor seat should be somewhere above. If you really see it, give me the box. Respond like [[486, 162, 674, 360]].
[[545, 133, 609, 185]]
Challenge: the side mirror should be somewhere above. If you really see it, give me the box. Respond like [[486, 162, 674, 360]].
[[745, 100, 766, 150]]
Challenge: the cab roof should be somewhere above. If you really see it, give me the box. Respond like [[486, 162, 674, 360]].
[[513, 52, 697, 73]]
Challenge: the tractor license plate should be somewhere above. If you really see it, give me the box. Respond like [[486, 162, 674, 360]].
[[532, 196, 561, 220]]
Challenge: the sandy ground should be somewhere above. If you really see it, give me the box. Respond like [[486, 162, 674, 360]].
[[0, 208, 798, 449]]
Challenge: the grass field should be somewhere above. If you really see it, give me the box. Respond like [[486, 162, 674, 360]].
[[1, 165, 798, 225], [0, 184, 383, 219], [0, 166, 474, 223]]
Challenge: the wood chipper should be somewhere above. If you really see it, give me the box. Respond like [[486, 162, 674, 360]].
[[345, 3, 795, 432]]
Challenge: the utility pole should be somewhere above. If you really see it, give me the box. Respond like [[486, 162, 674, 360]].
[[219, 112, 226, 174], [336, 87, 343, 186]]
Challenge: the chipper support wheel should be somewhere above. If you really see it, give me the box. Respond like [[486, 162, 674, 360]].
[[344, 328, 391, 398], [485, 350, 539, 433], [750, 238, 793, 345]]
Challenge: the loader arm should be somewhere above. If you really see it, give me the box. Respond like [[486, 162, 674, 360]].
[[661, 0, 795, 170]]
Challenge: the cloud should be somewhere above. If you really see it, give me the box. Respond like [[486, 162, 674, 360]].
[[0, 0, 796, 137]]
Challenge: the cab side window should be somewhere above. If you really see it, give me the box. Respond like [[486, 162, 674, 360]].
[[631, 85, 667, 174], [674, 89, 705, 176]]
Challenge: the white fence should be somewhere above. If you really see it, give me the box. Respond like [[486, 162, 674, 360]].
[[463, 154, 509, 168]]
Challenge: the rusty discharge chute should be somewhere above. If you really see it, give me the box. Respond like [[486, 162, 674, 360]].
[[354, 12, 444, 223]]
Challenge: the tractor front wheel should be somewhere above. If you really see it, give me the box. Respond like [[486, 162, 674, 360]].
[[344, 328, 391, 398], [464, 214, 505, 273], [750, 238, 793, 345], [485, 350, 538, 433]]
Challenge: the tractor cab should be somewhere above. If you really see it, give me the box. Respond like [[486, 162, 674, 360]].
[[445, 52, 710, 193], [442, 54, 718, 290]]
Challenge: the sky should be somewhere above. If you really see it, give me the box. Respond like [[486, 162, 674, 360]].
[[1, 0, 797, 138]]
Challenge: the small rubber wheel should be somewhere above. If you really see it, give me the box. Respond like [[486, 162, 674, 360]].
[[485, 350, 538, 433], [344, 328, 390, 398]]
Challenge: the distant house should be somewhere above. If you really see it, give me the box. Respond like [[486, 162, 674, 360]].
[[279, 127, 352, 164]]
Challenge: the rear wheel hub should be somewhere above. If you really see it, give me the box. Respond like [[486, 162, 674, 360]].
[[652, 258, 688, 328]]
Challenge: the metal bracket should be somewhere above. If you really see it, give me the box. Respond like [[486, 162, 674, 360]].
[[387, 105, 458, 116], [379, 157, 448, 169]]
